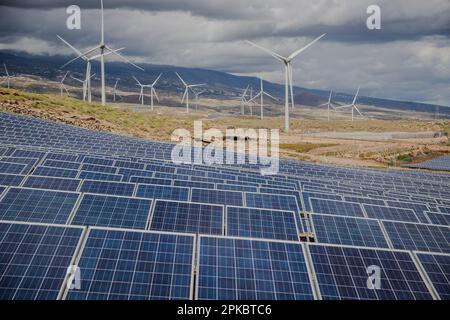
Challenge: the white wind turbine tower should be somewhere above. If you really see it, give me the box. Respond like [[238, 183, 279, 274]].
[[247, 78, 277, 119], [58, 0, 143, 106], [57, 35, 124, 103], [133, 74, 162, 111], [176, 72, 205, 113], [319, 90, 336, 121], [2, 64, 12, 89], [239, 85, 250, 115], [246, 34, 326, 131], [71, 73, 96, 101], [335, 86, 365, 122], [59, 71, 70, 96], [193, 90, 205, 111], [113, 78, 121, 102]]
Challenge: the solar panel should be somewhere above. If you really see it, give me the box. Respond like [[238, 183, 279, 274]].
[[382, 220, 450, 254], [64, 228, 195, 300], [23, 176, 81, 192], [226, 207, 300, 241], [0, 162, 27, 174], [191, 188, 243, 206], [363, 204, 419, 223], [308, 244, 433, 300], [42, 159, 80, 170], [438, 206, 450, 214], [0, 221, 84, 300], [425, 211, 450, 226], [0, 173, 25, 186], [149, 200, 223, 235], [0, 187, 80, 224], [82, 156, 114, 166], [385, 200, 430, 224], [129, 176, 172, 186], [246, 192, 299, 213], [174, 180, 214, 189], [81, 163, 117, 174], [136, 184, 189, 201], [45, 152, 78, 162], [301, 192, 342, 212], [415, 252, 450, 300], [344, 196, 386, 206], [196, 236, 315, 300], [218, 184, 258, 193], [310, 198, 365, 217], [311, 214, 389, 248], [32, 166, 79, 178], [78, 171, 123, 182], [80, 180, 135, 197], [1, 157, 39, 172], [71, 194, 152, 229]]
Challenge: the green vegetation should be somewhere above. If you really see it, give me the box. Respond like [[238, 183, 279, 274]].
[[396, 154, 413, 163]]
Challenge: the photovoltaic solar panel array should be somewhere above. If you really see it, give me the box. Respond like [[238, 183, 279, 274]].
[[0, 112, 448, 300]]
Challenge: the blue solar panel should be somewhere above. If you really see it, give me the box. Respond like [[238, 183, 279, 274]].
[[78, 171, 123, 182], [71, 194, 152, 229], [32, 166, 79, 178], [82, 156, 114, 166], [191, 188, 243, 206], [382, 221, 450, 254], [425, 211, 450, 226], [130, 176, 172, 185], [45, 152, 78, 162], [23, 176, 81, 192], [218, 184, 258, 192], [311, 214, 389, 248], [81, 163, 117, 174], [149, 200, 223, 235], [0, 162, 27, 174], [64, 228, 194, 300], [80, 180, 135, 197], [0, 173, 25, 186], [226, 207, 300, 241], [415, 252, 450, 300], [438, 206, 450, 214], [363, 204, 419, 223], [42, 159, 80, 170], [385, 200, 430, 224], [136, 184, 189, 201], [174, 180, 214, 189], [246, 192, 299, 213], [301, 192, 342, 212], [0, 221, 84, 300], [309, 244, 433, 300], [1, 157, 39, 172], [310, 198, 365, 217], [197, 236, 314, 300], [344, 196, 386, 206], [0, 187, 80, 224]]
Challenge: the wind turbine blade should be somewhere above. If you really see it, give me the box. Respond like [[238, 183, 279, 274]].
[[132, 76, 142, 86], [101, 0, 104, 44], [242, 85, 250, 98], [189, 84, 205, 88], [56, 35, 84, 58], [181, 88, 188, 103], [90, 73, 96, 79], [245, 40, 286, 62], [152, 88, 159, 102], [263, 92, 277, 101], [92, 47, 124, 60], [105, 46, 144, 71], [287, 33, 326, 61], [175, 72, 187, 87], [61, 71, 69, 82], [288, 64, 295, 108], [152, 73, 163, 86], [334, 104, 353, 109], [3, 64, 8, 76], [70, 75, 83, 83], [60, 46, 100, 68], [354, 105, 364, 117], [328, 90, 332, 104], [353, 86, 360, 105]]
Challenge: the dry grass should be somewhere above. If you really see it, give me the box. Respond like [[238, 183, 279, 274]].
[[280, 143, 337, 154]]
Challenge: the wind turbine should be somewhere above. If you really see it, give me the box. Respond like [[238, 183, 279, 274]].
[[246, 34, 326, 131], [2, 64, 11, 89], [113, 78, 121, 102], [57, 0, 143, 106], [247, 78, 277, 119], [133, 74, 162, 110], [57, 35, 124, 103], [71, 73, 95, 101], [335, 86, 365, 122], [193, 90, 205, 111], [176, 72, 205, 113], [59, 71, 70, 96], [319, 90, 336, 121], [238, 85, 250, 115]]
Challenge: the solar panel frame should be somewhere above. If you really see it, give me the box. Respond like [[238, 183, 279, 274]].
[[0, 220, 86, 300], [424, 211, 450, 226], [62, 226, 196, 300], [149, 199, 224, 235], [245, 192, 300, 213], [309, 198, 365, 218], [32, 166, 79, 178], [0, 173, 25, 186], [80, 180, 135, 197], [191, 188, 243, 206], [196, 235, 317, 300], [413, 251, 450, 300], [23, 176, 81, 192], [136, 183, 189, 201], [362, 204, 420, 223]]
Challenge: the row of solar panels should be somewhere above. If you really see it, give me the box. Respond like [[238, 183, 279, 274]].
[[0, 186, 448, 255], [1, 220, 448, 300], [404, 155, 450, 172]]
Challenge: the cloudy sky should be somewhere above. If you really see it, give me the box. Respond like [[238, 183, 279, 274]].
[[0, 0, 449, 105]]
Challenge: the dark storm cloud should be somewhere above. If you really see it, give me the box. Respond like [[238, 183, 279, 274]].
[[0, 0, 449, 105]]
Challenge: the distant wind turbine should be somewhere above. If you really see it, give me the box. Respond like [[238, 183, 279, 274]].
[[57, 34, 124, 103], [2, 63, 11, 89], [59, 71, 70, 96], [246, 34, 326, 131], [335, 86, 365, 122], [319, 90, 336, 121], [193, 90, 205, 111], [71, 73, 96, 101], [176, 72, 205, 113], [247, 78, 278, 119], [57, 0, 143, 106], [113, 78, 121, 102], [133, 74, 162, 110], [239, 85, 250, 115]]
